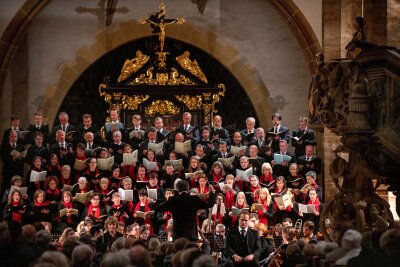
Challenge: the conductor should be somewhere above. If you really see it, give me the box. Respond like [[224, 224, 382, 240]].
[[155, 179, 216, 241]]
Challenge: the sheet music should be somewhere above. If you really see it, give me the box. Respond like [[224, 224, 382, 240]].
[[148, 141, 164, 154], [123, 150, 138, 165]]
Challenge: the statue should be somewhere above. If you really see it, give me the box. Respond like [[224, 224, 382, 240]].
[[118, 51, 150, 83], [139, 3, 185, 51], [345, 16, 365, 59]]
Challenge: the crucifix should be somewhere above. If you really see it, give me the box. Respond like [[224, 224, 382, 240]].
[[139, 3, 185, 52], [75, 0, 129, 26]]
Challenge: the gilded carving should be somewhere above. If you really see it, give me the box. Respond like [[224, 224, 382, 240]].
[[145, 100, 180, 115], [211, 83, 226, 113], [131, 67, 196, 85], [118, 51, 150, 83], [176, 51, 208, 84], [121, 95, 150, 110], [175, 95, 202, 110], [202, 103, 212, 125]]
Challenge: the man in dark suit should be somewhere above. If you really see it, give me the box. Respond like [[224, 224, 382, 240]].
[[26, 132, 49, 165], [212, 115, 231, 145], [50, 129, 74, 167], [139, 127, 165, 163], [1, 130, 25, 194], [154, 116, 170, 142], [26, 113, 50, 146], [104, 108, 125, 144], [291, 116, 316, 157], [271, 140, 296, 178], [176, 112, 200, 143], [240, 117, 256, 145], [126, 114, 147, 151], [76, 113, 101, 145], [224, 210, 262, 267], [266, 112, 290, 153], [213, 140, 235, 174], [52, 111, 76, 144], [2, 116, 27, 146], [298, 144, 322, 176], [155, 179, 216, 241]]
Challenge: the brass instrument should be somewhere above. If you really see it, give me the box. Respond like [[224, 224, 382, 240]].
[[294, 219, 303, 236]]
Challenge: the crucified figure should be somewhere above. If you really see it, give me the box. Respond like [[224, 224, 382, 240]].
[[139, 3, 185, 51]]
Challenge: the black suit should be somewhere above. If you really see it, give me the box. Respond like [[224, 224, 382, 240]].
[[0, 142, 25, 194], [155, 191, 215, 241], [297, 155, 322, 176], [2, 128, 26, 146], [52, 124, 76, 144], [211, 127, 231, 145], [266, 125, 290, 152], [176, 125, 200, 143], [291, 128, 316, 157], [27, 124, 50, 145], [126, 126, 147, 150], [272, 151, 296, 178], [76, 125, 101, 144], [224, 227, 262, 267], [26, 144, 49, 165]]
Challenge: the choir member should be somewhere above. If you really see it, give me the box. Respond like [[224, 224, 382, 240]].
[[108, 192, 129, 225], [211, 115, 230, 145], [60, 164, 73, 189], [109, 131, 125, 165], [213, 141, 235, 174], [298, 144, 322, 176], [220, 174, 237, 211], [3, 189, 26, 224], [266, 112, 290, 153], [255, 187, 274, 226], [44, 176, 62, 203], [260, 162, 275, 185], [76, 113, 101, 145], [26, 112, 50, 146], [271, 140, 297, 178], [291, 117, 316, 157], [58, 190, 79, 231], [83, 157, 101, 191], [52, 112, 76, 144], [109, 164, 123, 190], [28, 189, 52, 224], [120, 144, 136, 179], [240, 117, 256, 145], [50, 130, 74, 168], [134, 188, 154, 233], [1, 130, 25, 195], [26, 156, 46, 198], [26, 132, 49, 166], [126, 114, 147, 151], [229, 191, 249, 227], [47, 153, 62, 179], [104, 108, 125, 144], [208, 161, 225, 183], [82, 192, 107, 223], [175, 112, 200, 143], [160, 162, 178, 190]]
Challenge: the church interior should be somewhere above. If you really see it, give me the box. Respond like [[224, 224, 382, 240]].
[[0, 0, 400, 265]]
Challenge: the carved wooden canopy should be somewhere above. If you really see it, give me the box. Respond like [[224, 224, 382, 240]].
[[98, 48, 225, 126], [98, 3, 225, 127]]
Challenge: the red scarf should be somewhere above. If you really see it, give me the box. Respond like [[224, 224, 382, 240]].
[[212, 174, 222, 183], [260, 174, 274, 184], [224, 190, 235, 211], [121, 165, 135, 179], [308, 197, 320, 212], [46, 188, 61, 197], [11, 201, 22, 222], [63, 201, 73, 224], [88, 204, 100, 218], [34, 201, 49, 207]]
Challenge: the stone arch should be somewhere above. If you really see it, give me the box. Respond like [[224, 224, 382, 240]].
[[41, 20, 276, 128]]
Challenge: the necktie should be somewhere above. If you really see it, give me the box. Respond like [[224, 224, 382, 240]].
[[274, 127, 277, 133], [185, 125, 188, 132], [12, 144, 16, 149], [62, 125, 65, 132], [240, 229, 245, 240]]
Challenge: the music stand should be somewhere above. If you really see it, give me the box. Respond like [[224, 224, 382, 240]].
[[203, 233, 224, 252], [158, 232, 168, 243]]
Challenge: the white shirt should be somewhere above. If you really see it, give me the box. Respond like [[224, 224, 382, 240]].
[[238, 226, 248, 236]]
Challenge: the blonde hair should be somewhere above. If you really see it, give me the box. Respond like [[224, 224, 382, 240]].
[[235, 191, 248, 208], [262, 162, 273, 175], [258, 187, 272, 206]]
